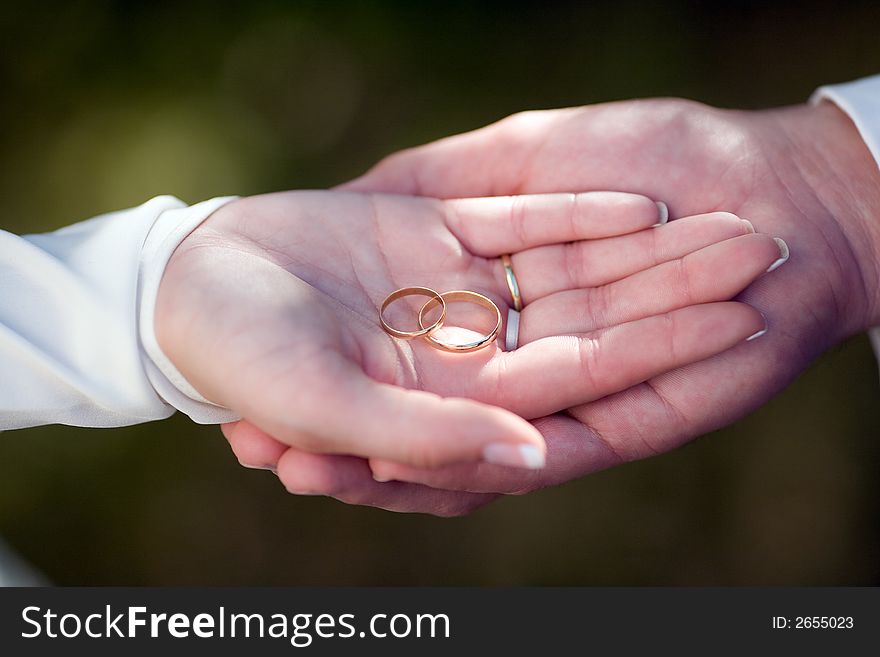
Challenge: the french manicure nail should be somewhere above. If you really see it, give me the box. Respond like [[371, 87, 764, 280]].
[[766, 237, 790, 273], [482, 443, 546, 469], [745, 313, 768, 342], [652, 201, 669, 227], [242, 463, 277, 473], [745, 328, 768, 341], [741, 218, 756, 233]]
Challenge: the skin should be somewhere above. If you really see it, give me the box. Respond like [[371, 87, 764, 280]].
[[222, 99, 880, 515], [156, 189, 774, 479]]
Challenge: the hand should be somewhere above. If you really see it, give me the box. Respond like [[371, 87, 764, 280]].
[[227, 99, 880, 513], [160, 189, 765, 476]]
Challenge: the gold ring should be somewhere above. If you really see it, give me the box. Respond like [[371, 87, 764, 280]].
[[379, 286, 446, 339], [417, 290, 502, 353], [501, 254, 523, 311]]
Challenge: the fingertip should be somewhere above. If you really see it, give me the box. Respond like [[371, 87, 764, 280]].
[[652, 201, 669, 227], [224, 421, 288, 471], [766, 237, 790, 273], [419, 397, 546, 469], [220, 421, 238, 442], [276, 449, 342, 496], [369, 458, 398, 482], [743, 309, 769, 343], [745, 327, 768, 342], [702, 301, 768, 346], [482, 442, 546, 469], [591, 192, 668, 235]]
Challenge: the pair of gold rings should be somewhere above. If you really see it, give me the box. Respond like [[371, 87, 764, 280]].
[[379, 287, 502, 353], [379, 253, 524, 353]]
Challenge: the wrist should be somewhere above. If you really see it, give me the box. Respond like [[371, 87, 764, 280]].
[[772, 102, 880, 334], [143, 196, 241, 420]]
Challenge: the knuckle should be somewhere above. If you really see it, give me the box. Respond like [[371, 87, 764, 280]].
[[500, 109, 540, 127], [658, 311, 681, 364], [405, 437, 447, 469], [509, 196, 530, 247], [373, 148, 413, 173], [587, 285, 612, 329], [563, 241, 587, 288], [673, 257, 695, 305], [567, 192, 582, 234], [575, 336, 602, 392]]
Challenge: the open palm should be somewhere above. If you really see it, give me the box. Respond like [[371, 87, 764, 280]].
[[160, 189, 769, 470], [204, 186, 787, 511]]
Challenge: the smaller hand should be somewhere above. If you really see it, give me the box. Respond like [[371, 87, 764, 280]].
[[207, 195, 784, 512], [160, 189, 707, 470]]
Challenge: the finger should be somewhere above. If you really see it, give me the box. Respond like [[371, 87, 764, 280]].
[[251, 352, 547, 470], [338, 109, 575, 197], [376, 322, 808, 495], [225, 420, 497, 514], [370, 413, 620, 494], [275, 446, 497, 516], [564, 324, 814, 462], [452, 302, 766, 419], [518, 233, 787, 343], [441, 192, 666, 257], [222, 421, 287, 471], [506, 212, 754, 303]]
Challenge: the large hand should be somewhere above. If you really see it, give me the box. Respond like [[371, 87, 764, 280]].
[[227, 100, 880, 513], [159, 190, 767, 483]]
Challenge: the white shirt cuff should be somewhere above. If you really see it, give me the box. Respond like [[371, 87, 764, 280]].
[[138, 196, 242, 425]]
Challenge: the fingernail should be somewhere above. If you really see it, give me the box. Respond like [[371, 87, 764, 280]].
[[372, 472, 392, 483], [651, 201, 669, 227], [766, 237, 790, 273], [482, 443, 546, 469], [242, 463, 277, 473], [741, 218, 756, 233], [746, 313, 768, 342]]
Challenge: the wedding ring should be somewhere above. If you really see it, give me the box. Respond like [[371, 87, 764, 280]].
[[500, 254, 523, 311], [418, 290, 502, 353], [505, 308, 521, 351], [379, 286, 446, 339]]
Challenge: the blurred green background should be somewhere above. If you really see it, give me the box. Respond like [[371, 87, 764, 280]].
[[1, 0, 879, 585]]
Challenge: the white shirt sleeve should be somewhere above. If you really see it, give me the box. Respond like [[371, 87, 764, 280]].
[[811, 75, 880, 362], [0, 195, 240, 430]]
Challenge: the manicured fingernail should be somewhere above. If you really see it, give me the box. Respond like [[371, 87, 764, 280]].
[[766, 237, 790, 272], [741, 218, 755, 233], [242, 463, 276, 473], [745, 313, 768, 342], [372, 472, 392, 483], [652, 201, 669, 227], [482, 443, 546, 469]]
